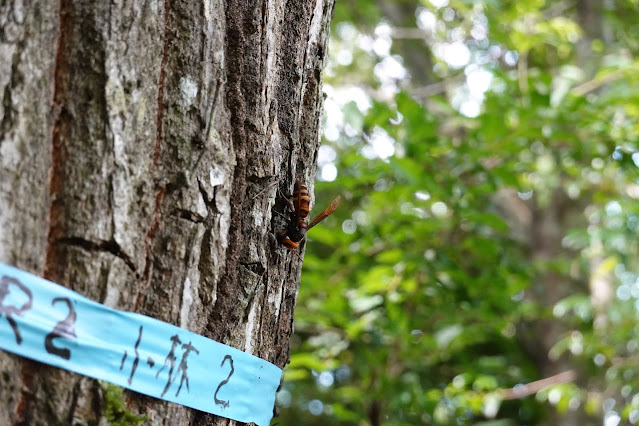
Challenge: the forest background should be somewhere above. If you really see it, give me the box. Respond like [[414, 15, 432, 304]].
[[279, 1, 639, 425]]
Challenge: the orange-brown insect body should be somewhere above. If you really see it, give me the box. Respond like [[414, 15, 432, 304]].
[[294, 181, 311, 220], [277, 231, 304, 261], [277, 179, 341, 260]]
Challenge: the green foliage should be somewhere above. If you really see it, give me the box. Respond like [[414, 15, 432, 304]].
[[277, 0, 639, 425], [100, 382, 148, 426]]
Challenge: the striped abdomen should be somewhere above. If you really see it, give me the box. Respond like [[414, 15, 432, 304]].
[[294, 180, 311, 219]]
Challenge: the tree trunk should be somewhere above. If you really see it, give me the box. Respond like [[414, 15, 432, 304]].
[[0, 0, 334, 424]]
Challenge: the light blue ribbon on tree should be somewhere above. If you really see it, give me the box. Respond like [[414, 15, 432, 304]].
[[0, 263, 281, 426]]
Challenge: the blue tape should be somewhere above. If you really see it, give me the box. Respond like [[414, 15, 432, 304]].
[[0, 263, 281, 426]]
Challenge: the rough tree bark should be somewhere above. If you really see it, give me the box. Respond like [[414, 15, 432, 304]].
[[0, 0, 334, 424]]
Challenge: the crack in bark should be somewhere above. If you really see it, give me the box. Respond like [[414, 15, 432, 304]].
[[26, 0, 71, 421], [0, 83, 11, 148], [0, 43, 22, 148], [203, 78, 222, 142], [172, 208, 206, 224], [258, 275, 270, 362], [197, 177, 219, 213], [153, 1, 170, 168], [295, 1, 316, 137], [14, 359, 38, 426], [246, 174, 277, 184], [140, 0, 172, 300], [67, 378, 83, 424], [57, 236, 136, 272], [138, 186, 166, 308], [44, 0, 71, 281], [239, 261, 266, 276], [259, 0, 267, 89], [202, 0, 250, 343]]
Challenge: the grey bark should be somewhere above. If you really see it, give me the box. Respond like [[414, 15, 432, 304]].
[[0, 0, 334, 424]]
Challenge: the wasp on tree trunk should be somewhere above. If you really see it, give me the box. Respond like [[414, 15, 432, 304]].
[[277, 180, 341, 260]]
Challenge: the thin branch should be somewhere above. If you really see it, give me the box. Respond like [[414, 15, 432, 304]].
[[571, 69, 627, 96], [390, 27, 432, 41], [412, 73, 466, 99], [518, 51, 530, 107], [499, 370, 577, 400]]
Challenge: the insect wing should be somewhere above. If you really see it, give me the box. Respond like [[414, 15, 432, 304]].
[[307, 196, 342, 230]]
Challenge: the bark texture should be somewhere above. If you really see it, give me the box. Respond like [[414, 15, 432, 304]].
[[0, 0, 334, 424]]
